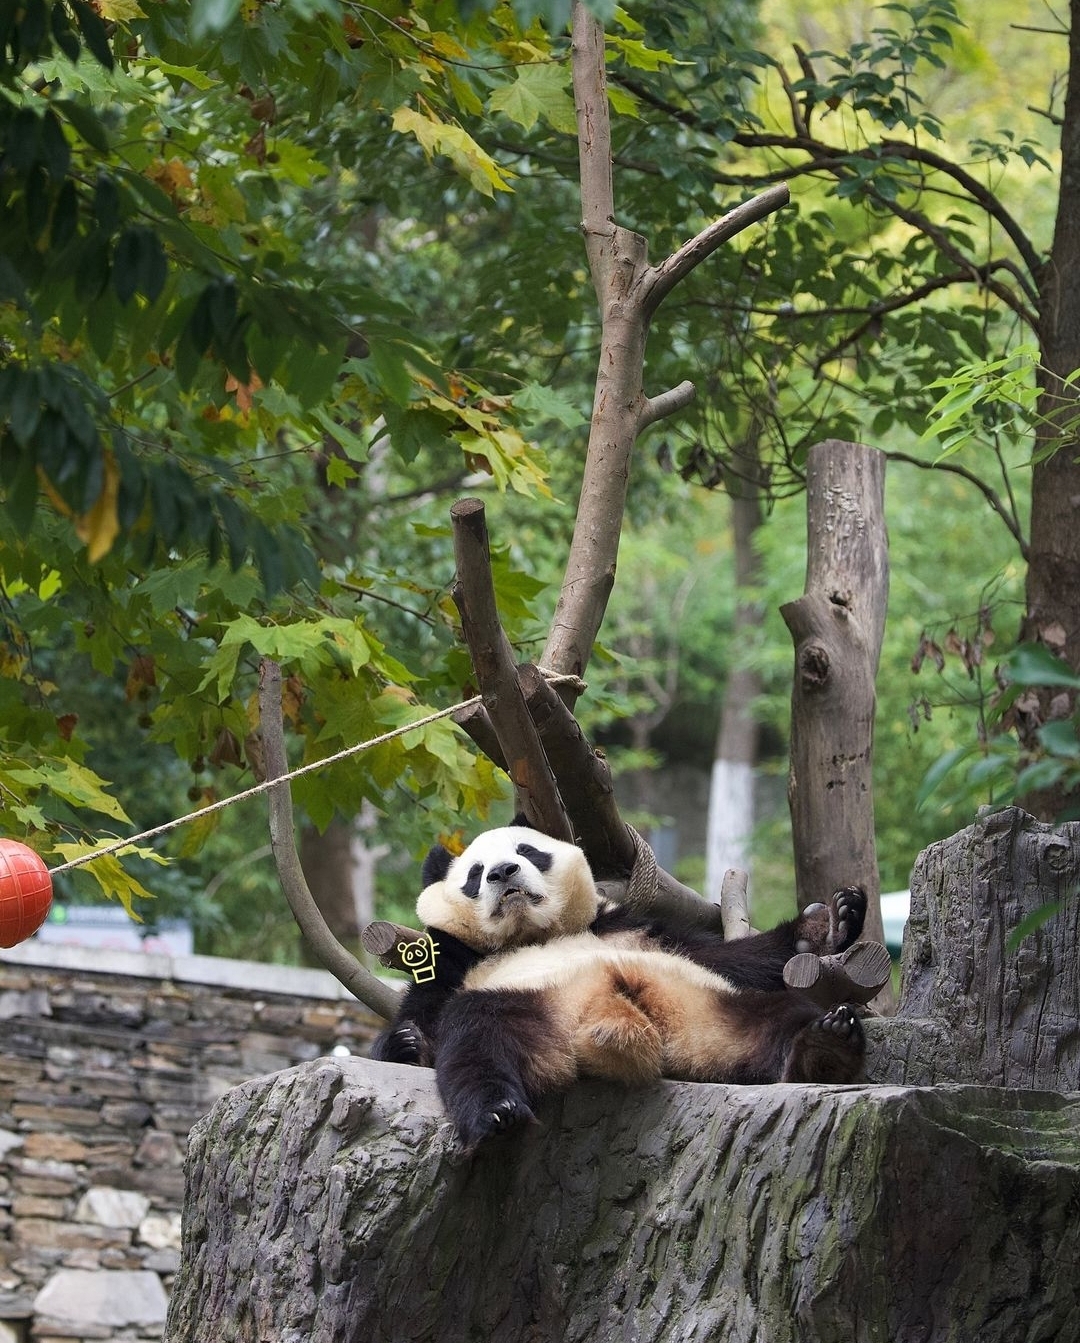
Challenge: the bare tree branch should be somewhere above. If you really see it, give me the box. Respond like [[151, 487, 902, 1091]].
[[884, 450, 1028, 556], [571, 0, 615, 293], [258, 658, 399, 1021], [451, 498, 574, 841], [517, 663, 723, 928], [638, 380, 697, 432], [638, 185, 790, 320], [543, 6, 791, 697]]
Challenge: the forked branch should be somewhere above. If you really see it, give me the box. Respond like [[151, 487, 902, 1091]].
[[543, 3, 790, 697]]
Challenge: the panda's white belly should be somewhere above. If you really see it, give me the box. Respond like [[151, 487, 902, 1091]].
[[464, 931, 736, 998]]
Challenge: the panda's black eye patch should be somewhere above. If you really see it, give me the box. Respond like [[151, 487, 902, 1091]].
[[515, 843, 553, 873], [462, 863, 484, 898]]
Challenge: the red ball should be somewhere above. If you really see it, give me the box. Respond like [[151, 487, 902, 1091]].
[[0, 840, 54, 948]]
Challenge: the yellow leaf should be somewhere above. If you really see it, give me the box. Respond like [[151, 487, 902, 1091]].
[[74, 450, 120, 562], [98, 0, 145, 19], [391, 105, 513, 196]]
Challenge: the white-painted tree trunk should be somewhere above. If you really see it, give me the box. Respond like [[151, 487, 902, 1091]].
[[704, 757, 754, 898], [703, 442, 763, 903]]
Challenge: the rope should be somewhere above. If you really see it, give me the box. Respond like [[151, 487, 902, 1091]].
[[625, 824, 660, 909], [49, 669, 586, 876], [50, 692, 488, 874]]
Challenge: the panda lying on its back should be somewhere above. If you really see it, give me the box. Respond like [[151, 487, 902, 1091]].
[[373, 824, 867, 1150]]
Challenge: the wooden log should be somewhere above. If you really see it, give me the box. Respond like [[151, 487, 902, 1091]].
[[783, 941, 893, 1008]]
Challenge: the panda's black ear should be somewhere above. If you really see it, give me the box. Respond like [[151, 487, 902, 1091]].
[[510, 812, 536, 830], [421, 843, 454, 888]]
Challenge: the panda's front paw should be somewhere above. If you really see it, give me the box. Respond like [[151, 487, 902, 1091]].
[[453, 1090, 536, 1151], [374, 1020, 428, 1066]]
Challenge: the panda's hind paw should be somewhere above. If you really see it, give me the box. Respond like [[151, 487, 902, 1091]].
[[782, 1004, 865, 1083], [831, 886, 867, 951], [454, 1091, 536, 1152], [793, 886, 867, 957]]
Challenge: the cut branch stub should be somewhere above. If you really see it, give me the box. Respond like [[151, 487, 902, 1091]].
[[361, 920, 435, 977], [450, 498, 573, 842]]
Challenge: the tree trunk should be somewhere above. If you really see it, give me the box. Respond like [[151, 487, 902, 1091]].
[[299, 817, 364, 961], [163, 1058, 1080, 1343], [1019, 0, 1080, 818], [704, 440, 764, 902], [779, 441, 889, 957], [869, 806, 1080, 1089]]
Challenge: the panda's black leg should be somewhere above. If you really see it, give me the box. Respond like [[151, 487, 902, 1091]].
[[673, 887, 867, 994], [435, 989, 562, 1151]]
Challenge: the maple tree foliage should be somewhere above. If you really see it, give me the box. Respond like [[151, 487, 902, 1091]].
[[0, 0, 594, 909]]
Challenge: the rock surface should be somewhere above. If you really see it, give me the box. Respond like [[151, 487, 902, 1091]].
[[163, 1056, 1080, 1343], [870, 807, 1080, 1089]]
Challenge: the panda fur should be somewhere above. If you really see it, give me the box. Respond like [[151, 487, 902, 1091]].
[[372, 824, 867, 1150]]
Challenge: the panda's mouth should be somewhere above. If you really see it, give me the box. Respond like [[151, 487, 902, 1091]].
[[493, 887, 544, 917]]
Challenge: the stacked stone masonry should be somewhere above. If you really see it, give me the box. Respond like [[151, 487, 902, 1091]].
[[0, 942, 381, 1343]]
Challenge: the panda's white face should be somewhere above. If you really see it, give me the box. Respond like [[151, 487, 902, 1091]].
[[416, 825, 600, 952]]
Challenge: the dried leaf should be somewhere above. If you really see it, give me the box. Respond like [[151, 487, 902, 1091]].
[[124, 654, 156, 701]]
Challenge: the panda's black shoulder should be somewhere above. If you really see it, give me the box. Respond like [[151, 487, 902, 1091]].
[[589, 904, 661, 939]]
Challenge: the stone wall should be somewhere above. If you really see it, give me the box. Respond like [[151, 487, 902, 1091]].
[[0, 941, 382, 1343]]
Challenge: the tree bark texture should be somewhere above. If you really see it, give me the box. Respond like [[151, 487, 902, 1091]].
[[869, 806, 1080, 1090], [163, 1056, 1080, 1343], [780, 441, 888, 953], [1019, 0, 1080, 818]]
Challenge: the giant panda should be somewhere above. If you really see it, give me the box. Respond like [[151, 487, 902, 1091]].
[[372, 823, 867, 1150]]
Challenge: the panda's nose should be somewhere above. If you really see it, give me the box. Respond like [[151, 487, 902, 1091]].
[[488, 861, 520, 884]]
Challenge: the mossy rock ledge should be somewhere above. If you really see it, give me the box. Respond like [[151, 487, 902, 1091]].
[[162, 1060, 1080, 1343]]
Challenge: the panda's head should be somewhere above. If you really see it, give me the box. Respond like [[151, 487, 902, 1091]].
[[415, 825, 599, 953]]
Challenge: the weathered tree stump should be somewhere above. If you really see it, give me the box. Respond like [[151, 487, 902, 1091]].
[[870, 806, 1080, 1089], [163, 1058, 1080, 1343]]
